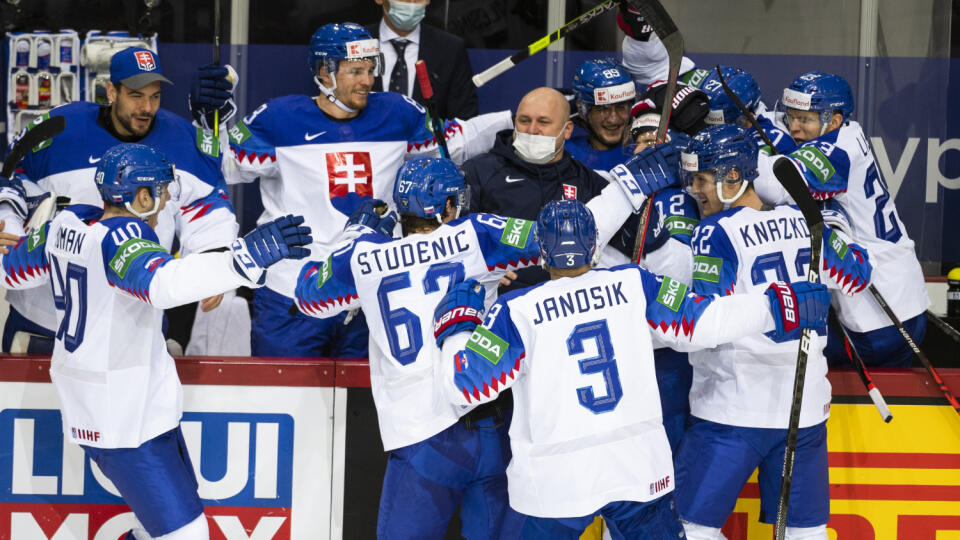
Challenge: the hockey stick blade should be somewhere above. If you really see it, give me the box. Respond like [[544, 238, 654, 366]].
[[2, 115, 66, 180], [772, 155, 824, 540], [927, 309, 960, 346], [472, 0, 619, 87], [869, 284, 960, 416], [829, 310, 893, 422]]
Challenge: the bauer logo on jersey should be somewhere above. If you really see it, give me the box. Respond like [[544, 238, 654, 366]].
[[326, 152, 374, 216], [656, 276, 687, 312], [791, 146, 835, 183], [134, 50, 157, 71], [110, 238, 166, 278], [692, 255, 722, 283], [500, 218, 532, 248], [466, 326, 507, 365], [562, 184, 577, 199]]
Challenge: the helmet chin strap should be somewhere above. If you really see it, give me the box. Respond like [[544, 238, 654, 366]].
[[123, 195, 163, 221], [717, 180, 748, 210], [315, 75, 358, 114]]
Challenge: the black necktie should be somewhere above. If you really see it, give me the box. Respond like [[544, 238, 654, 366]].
[[390, 39, 410, 95]]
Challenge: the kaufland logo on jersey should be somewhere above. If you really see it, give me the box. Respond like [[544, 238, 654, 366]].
[[593, 82, 635, 105], [134, 50, 156, 71], [0, 410, 294, 539], [680, 152, 698, 172], [327, 151, 374, 216], [345, 39, 379, 59], [782, 88, 813, 110]]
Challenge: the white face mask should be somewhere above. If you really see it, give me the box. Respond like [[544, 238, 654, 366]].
[[387, 0, 427, 31], [513, 124, 567, 165]]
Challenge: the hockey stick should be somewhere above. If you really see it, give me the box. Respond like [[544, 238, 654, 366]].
[[631, 0, 683, 264], [928, 309, 960, 346], [2, 116, 66, 180], [472, 0, 619, 87], [868, 284, 960, 416], [212, 0, 222, 138], [829, 310, 893, 422], [415, 60, 450, 159], [718, 64, 959, 421], [771, 156, 824, 540]]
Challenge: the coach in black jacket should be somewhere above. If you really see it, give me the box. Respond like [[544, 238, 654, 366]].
[[462, 87, 611, 292], [368, 1, 478, 119]]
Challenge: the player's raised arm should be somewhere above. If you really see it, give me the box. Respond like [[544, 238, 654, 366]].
[[0, 221, 51, 290], [221, 102, 281, 184], [95, 145, 311, 309]]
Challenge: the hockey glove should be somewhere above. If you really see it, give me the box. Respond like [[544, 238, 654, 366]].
[[819, 199, 853, 238], [638, 81, 710, 136], [609, 198, 668, 260], [764, 281, 830, 340], [189, 64, 238, 130], [0, 172, 28, 220], [616, 4, 653, 41], [620, 143, 680, 196], [433, 279, 485, 347], [231, 214, 313, 284], [344, 199, 399, 237]]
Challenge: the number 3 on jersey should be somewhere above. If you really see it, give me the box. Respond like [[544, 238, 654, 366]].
[[568, 320, 622, 414], [50, 257, 88, 352]]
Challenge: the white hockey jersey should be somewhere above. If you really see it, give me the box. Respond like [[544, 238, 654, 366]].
[[688, 204, 873, 429], [293, 179, 636, 451], [223, 92, 512, 298], [0, 205, 258, 448], [754, 120, 929, 332], [441, 264, 781, 518], [8, 104, 239, 332]]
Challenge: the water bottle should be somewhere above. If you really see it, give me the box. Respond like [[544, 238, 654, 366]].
[[36, 38, 52, 70], [948, 267, 960, 317], [15, 38, 30, 68]]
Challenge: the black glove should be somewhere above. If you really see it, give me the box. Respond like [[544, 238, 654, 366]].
[[642, 81, 710, 136], [609, 199, 669, 261], [189, 64, 237, 129], [617, 4, 654, 41]]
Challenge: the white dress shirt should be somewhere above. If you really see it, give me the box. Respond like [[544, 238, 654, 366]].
[[379, 18, 421, 97]]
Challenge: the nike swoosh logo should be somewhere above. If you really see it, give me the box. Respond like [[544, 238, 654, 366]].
[[304, 131, 327, 141], [88, 156, 101, 164], [505, 176, 524, 183]]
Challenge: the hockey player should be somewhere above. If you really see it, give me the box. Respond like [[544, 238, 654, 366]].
[[672, 125, 872, 540], [757, 71, 928, 366], [222, 22, 512, 358], [0, 143, 311, 539], [566, 59, 637, 171], [293, 155, 644, 539], [3, 46, 237, 354], [432, 199, 832, 539]]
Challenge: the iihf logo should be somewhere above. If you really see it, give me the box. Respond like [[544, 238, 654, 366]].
[[134, 51, 156, 71]]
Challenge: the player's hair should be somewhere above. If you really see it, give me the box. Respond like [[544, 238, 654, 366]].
[[399, 197, 456, 235]]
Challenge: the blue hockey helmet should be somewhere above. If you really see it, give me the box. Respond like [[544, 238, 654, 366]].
[[700, 65, 762, 127], [779, 70, 854, 123], [680, 124, 758, 206], [571, 59, 636, 121], [309, 22, 383, 77], [534, 199, 598, 269], [393, 157, 469, 222], [95, 143, 178, 219]]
